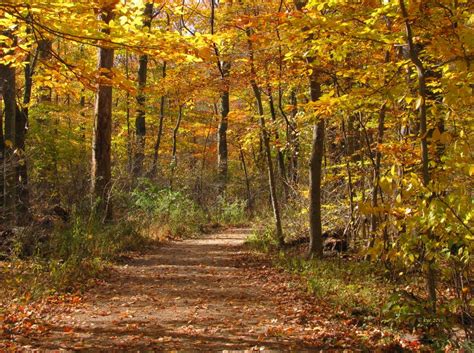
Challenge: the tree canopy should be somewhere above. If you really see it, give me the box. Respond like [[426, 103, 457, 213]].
[[0, 0, 473, 348]]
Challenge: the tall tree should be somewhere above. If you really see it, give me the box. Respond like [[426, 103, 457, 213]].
[[399, 0, 436, 312], [267, 84, 289, 199], [91, 3, 116, 220], [247, 28, 284, 247], [294, 0, 324, 258], [211, 0, 231, 193], [150, 61, 167, 178], [133, 1, 153, 177], [170, 103, 184, 190], [0, 30, 18, 222], [0, 59, 16, 218], [15, 22, 38, 221]]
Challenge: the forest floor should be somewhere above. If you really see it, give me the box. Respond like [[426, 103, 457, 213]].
[[1, 228, 407, 351]]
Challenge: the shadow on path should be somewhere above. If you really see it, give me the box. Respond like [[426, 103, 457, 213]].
[[17, 228, 368, 351]]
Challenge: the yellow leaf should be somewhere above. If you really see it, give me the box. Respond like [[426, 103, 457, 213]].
[[391, 165, 396, 176], [431, 128, 441, 142], [396, 194, 402, 204], [469, 165, 474, 177], [440, 132, 452, 145], [415, 96, 423, 110]]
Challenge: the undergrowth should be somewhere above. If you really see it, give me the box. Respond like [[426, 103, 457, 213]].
[[276, 254, 391, 318], [211, 195, 247, 226], [246, 225, 466, 349], [131, 181, 206, 237], [247, 226, 389, 318], [1, 181, 250, 302], [2, 213, 148, 299]]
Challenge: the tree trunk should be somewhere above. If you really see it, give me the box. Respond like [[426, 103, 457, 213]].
[[0, 94, 4, 217], [347, 115, 356, 160], [198, 116, 213, 205], [247, 29, 284, 246], [91, 8, 115, 220], [15, 105, 29, 220], [211, 0, 232, 194], [287, 91, 299, 185], [294, 0, 325, 258], [170, 104, 183, 190], [1, 67, 16, 149], [0, 29, 18, 222], [308, 134, 325, 257], [150, 11, 171, 178], [124, 52, 132, 174], [341, 118, 355, 237], [0, 64, 16, 208], [400, 0, 436, 312], [133, 2, 153, 177], [253, 83, 284, 247], [217, 74, 230, 193], [22, 37, 36, 124], [267, 85, 289, 199], [38, 39, 52, 103], [307, 73, 325, 258], [370, 104, 386, 244], [239, 147, 253, 215], [150, 63, 167, 178], [15, 40, 37, 221]]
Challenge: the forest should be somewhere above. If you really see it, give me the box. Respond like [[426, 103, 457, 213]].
[[0, 0, 473, 351]]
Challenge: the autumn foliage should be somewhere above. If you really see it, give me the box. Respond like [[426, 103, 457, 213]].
[[0, 0, 472, 349]]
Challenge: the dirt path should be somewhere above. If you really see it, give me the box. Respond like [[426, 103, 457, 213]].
[[12, 228, 372, 351]]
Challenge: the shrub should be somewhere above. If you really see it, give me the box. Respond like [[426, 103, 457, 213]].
[[131, 181, 206, 237], [246, 224, 280, 252], [43, 211, 145, 290], [275, 255, 389, 314], [212, 196, 247, 226]]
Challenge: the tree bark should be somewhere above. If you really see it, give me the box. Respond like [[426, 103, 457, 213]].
[[22, 35, 36, 124], [1, 67, 16, 149], [197, 116, 213, 205], [370, 104, 386, 237], [287, 91, 299, 185], [150, 62, 167, 178], [169, 104, 183, 190], [38, 39, 52, 103], [15, 34, 37, 221], [294, 0, 325, 258], [0, 63, 16, 219], [0, 31, 17, 222], [341, 118, 355, 237], [217, 73, 230, 192], [239, 147, 253, 215], [308, 76, 325, 258], [133, 2, 153, 177], [247, 29, 284, 247], [400, 0, 436, 312], [15, 105, 29, 220], [124, 51, 132, 173], [91, 8, 115, 220], [267, 84, 289, 199], [0, 92, 4, 216], [211, 0, 231, 194]]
